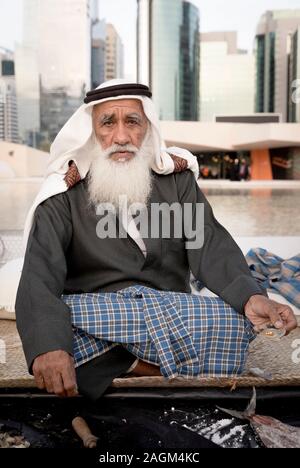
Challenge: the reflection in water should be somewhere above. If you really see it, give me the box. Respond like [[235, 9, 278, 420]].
[[202, 188, 300, 236], [0, 180, 299, 236]]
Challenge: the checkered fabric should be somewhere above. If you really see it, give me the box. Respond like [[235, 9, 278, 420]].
[[62, 285, 255, 379], [246, 248, 300, 309]]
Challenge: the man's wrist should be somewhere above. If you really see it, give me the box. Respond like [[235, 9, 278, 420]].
[[244, 294, 265, 315]]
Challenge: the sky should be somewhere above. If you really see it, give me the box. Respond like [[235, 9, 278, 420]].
[[1, 0, 300, 79]]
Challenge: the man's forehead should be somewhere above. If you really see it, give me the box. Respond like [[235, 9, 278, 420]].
[[93, 98, 145, 116]]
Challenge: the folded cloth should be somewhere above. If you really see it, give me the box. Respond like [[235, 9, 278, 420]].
[[62, 285, 254, 379], [246, 248, 300, 309]]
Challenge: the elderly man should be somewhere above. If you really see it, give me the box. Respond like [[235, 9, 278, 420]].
[[16, 80, 297, 400]]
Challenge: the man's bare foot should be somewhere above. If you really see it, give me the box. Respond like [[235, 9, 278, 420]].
[[129, 360, 161, 376]]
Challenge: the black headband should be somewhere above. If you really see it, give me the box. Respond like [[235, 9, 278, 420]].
[[84, 83, 152, 104]]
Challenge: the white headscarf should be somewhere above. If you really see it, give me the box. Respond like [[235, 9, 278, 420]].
[[23, 79, 199, 247]]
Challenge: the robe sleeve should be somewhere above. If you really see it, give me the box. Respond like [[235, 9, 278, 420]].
[[15, 193, 73, 373], [176, 171, 266, 314]]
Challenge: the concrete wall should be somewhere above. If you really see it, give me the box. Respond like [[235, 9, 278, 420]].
[[0, 141, 48, 177]]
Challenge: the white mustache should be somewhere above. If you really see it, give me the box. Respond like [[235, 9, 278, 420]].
[[104, 144, 139, 159]]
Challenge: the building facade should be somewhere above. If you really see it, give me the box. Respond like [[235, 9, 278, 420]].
[[137, 0, 199, 121], [160, 120, 300, 180], [105, 24, 124, 81], [15, 0, 92, 147], [255, 10, 300, 122], [288, 27, 300, 123], [0, 49, 19, 144], [200, 32, 255, 122], [180, 1, 200, 121], [91, 19, 106, 89]]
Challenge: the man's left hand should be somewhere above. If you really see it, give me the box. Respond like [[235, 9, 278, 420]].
[[244, 294, 298, 334]]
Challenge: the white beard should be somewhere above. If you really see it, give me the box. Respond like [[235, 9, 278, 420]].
[[87, 128, 154, 209]]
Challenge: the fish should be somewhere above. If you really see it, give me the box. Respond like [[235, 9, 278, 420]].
[[217, 388, 300, 448]]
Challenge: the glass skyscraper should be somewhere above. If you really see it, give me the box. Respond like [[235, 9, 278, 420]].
[[288, 27, 300, 123], [16, 0, 92, 147], [255, 10, 300, 121], [180, 1, 200, 121], [0, 48, 19, 143], [137, 0, 199, 121], [92, 19, 106, 89]]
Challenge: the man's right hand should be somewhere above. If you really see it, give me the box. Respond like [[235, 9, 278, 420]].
[[32, 350, 78, 397]]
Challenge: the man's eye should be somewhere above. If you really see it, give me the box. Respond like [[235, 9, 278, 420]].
[[128, 120, 138, 125], [103, 121, 113, 127]]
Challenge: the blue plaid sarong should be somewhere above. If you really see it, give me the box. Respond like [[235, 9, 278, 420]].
[[246, 248, 300, 309], [62, 285, 255, 379]]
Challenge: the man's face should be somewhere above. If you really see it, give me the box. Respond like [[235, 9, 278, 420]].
[[92, 99, 148, 163]]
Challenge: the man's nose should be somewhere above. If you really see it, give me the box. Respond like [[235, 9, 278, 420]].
[[114, 123, 130, 146]]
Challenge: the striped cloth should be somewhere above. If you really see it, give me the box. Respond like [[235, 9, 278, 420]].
[[246, 248, 300, 309], [62, 285, 255, 379]]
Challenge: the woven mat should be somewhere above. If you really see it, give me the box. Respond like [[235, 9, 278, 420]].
[[0, 319, 300, 389]]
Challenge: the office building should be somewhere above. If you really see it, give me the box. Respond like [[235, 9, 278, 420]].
[[137, 0, 199, 120]]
